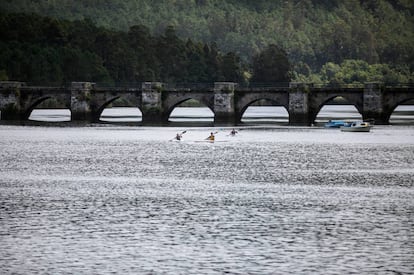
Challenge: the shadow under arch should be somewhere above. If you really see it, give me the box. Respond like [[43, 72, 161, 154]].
[[313, 96, 362, 125], [239, 98, 289, 125], [28, 96, 71, 122], [98, 96, 142, 123], [388, 99, 414, 125], [167, 98, 214, 126]]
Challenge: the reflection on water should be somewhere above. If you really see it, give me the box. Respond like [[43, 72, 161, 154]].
[[390, 105, 414, 124], [242, 106, 288, 123], [100, 107, 142, 122], [26, 105, 414, 125], [28, 109, 71, 122], [315, 105, 362, 123], [169, 107, 214, 122], [1, 126, 413, 274]]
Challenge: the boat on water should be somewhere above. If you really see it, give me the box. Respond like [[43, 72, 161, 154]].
[[325, 120, 346, 128], [340, 121, 372, 132]]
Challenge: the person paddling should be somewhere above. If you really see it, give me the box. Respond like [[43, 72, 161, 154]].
[[230, 128, 238, 136], [171, 130, 186, 141], [207, 132, 215, 141]]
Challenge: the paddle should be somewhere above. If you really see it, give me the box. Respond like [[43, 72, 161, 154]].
[[170, 130, 187, 141], [227, 129, 238, 137], [205, 131, 218, 140]]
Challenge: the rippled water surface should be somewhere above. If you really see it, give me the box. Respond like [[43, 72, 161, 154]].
[[1, 125, 414, 274]]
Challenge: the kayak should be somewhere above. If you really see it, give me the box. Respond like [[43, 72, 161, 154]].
[[193, 140, 229, 143]]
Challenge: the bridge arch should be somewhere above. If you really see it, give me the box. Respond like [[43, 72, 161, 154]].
[[25, 94, 71, 120], [95, 95, 143, 122], [238, 98, 289, 124], [310, 92, 363, 124], [313, 96, 363, 124], [383, 92, 414, 124], [25, 96, 53, 119], [95, 96, 120, 121], [235, 92, 289, 124], [165, 97, 215, 123], [163, 92, 215, 121], [27, 96, 71, 122]]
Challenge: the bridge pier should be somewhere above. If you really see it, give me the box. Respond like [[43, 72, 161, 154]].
[[141, 82, 165, 125], [214, 82, 236, 125], [70, 82, 95, 122], [363, 82, 387, 124], [289, 83, 311, 125], [0, 81, 26, 120]]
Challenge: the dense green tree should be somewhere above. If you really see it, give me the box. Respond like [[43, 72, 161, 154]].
[[0, 12, 248, 84], [251, 44, 291, 83], [320, 60, 414, 84], [185, 39, 208, 82], [128, 25, 157, 81], [221, 52, 244, 83], [1, 0, 413, 85], [0, 70, 7, 81], [203, 43, 223, 82], [2, 0, 412, 75], [156, 26, 188, 82]]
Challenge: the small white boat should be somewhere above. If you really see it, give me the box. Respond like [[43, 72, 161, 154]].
[[340, 121, 372, 132]]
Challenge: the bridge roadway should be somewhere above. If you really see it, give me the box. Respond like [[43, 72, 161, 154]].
[[0, 81, 413, 125]]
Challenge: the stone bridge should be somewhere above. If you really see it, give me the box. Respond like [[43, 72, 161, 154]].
[[0, 81, 413, 125]]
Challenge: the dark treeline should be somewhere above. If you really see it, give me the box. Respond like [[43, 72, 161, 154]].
[[2, 13, 288, 85], [1, 7, 412, 85], [1, 0, 413, 84]]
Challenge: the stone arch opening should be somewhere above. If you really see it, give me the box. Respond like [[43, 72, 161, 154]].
[[240, 98, 289, 125], [168, 98, 214, 125], [28, 97, 71, 122], [99, 97, 142, 123], [314, 96, 362, 125], [389, 99, 414, 125]]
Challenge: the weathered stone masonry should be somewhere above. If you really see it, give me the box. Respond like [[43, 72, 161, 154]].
[[0, 81, 413, 125]]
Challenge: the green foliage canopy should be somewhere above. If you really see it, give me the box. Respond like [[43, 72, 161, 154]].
[[1, 0, 412, 72], [319, 60, 414, 84], [251, 44, 291, 83], [0, 13, 249, 85], [1, 0, 413, 84]]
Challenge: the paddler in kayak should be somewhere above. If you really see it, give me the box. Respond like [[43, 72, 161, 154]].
[[172, 130, 186, 141], [207, 132, 215, 141], [229, 128, 238, 136]]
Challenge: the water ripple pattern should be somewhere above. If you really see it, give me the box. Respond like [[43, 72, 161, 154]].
[[0, 126, 413, 274]]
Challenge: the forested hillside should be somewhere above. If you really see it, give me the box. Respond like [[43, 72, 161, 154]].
[[0, 13, 251, 84], [0, 0, 413, 84]]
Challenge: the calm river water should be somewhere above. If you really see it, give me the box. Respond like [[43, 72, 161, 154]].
[[1, 124, 414, 274]]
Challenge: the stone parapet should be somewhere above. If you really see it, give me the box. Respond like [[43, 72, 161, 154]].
[[0, 81, 25, 89], [0, 81, 412, 125]]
